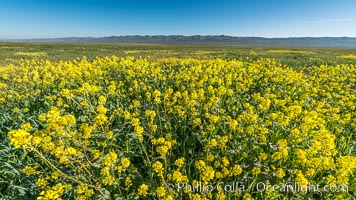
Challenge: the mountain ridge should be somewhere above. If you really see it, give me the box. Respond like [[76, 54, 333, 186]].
[[3, 35, 356, 47]]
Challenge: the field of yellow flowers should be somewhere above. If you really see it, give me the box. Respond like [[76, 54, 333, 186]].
[[0, 56, 355, 199]]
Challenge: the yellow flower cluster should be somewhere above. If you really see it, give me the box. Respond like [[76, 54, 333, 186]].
[[1, 56, 354, 199], [37, 183, 71, 200], [138, 184, 149, 197], [75, 184, 94, 200], [8, 129, 32, 148], [337, 54, 356, 59]]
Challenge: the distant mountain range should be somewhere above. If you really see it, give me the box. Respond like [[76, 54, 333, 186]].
[[4, 35, 356, 47]]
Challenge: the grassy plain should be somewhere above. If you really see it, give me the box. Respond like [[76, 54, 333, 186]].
[[1, 42, 356, 67]]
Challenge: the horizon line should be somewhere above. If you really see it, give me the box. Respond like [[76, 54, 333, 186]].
[[2, 35, 356, 40]]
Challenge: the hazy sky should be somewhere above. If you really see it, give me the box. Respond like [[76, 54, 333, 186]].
[[1, 0, 356, 39]]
